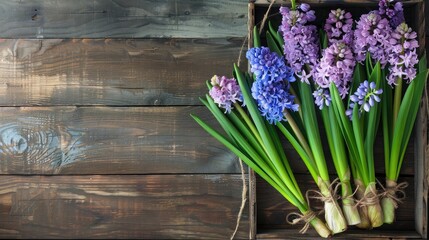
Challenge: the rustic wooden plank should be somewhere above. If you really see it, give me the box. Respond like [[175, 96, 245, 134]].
[[0, 106, 245, 175], [256, 175, 416, 231], [0, 174, 249, 239], [0, 0, 247, 38], [0, 38, 245, 106]]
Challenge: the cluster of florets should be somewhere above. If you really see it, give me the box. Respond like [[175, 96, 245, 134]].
[[346, 81, 383, 119], [387, 23, 419, 86], [378, 0, 405, 29], [209, 75, 243, 113], [324, 9, 354, 46], [314, 42, 356, 102], [237, 0, 420, 122], [279, 3, 320, 82], [246, 47, 298, 123], [354, 12, 393, 67]]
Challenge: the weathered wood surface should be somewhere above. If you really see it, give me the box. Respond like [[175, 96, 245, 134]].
[[0, 174, 249, 239], [257, 175, 416, 231], [0, 106, 243, 175], [0, 38, 245, 106], [0, 0, 247, 39]]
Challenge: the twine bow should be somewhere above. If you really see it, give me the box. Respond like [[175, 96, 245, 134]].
[[354, 183, 380, 208], [379, 179, 409, 208], [286, 210, 318, 234]]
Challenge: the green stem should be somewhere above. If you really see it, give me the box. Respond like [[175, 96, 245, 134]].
[[234, 103, 264, 146], [291, 0, 296, 10], [393, 77, 403, 128], [284, 110, 313, 164]]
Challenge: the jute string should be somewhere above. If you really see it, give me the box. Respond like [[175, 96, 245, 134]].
[[285, 178, 340, 234], [230, 158, 248, 240], [237, 0, 277, 67], [231, 1, 276, 239], [286, 210, 318, 234], [336, 180, 360, 207], [286, 189, 319, 234], [378, 179, 409, 208], [354, 183, 380, 208]]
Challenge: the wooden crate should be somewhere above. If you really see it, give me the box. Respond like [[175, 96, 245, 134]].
[[247, 0, 428, 239]]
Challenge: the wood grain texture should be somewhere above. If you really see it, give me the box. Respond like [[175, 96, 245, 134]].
[[0, 0, 247, 39], [0, 106, 243, 175], [256, 175, 416, 231], [0, 38, 245, 106], [0, 174, 249, 239]]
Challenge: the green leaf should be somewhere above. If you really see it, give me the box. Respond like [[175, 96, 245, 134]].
[[191, 114, 306, 212], [266, 31, 283, 57], [253, 26, 261, 48]]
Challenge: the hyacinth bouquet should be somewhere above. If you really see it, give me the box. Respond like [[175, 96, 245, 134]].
[[192, 0, 428, 238]]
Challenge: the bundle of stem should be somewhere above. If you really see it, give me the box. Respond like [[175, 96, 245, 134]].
[[329, 60, 384, 228], [381, 55, 429, 223], [192, 65, 331, 238], [262, 26, 347, 234]]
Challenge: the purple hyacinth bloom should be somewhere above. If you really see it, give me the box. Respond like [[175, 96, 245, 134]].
[[346, 81, 383, 119], [354, 12, 393, 67], [387, 23, 419, 86], [378, 0, 405, 29], [324, 9, 354, 46], [279, 4, 320, 82], [313, 88, 331, 110], [246, 47, 298, 124], [209, 75, 243, 113], [314, 42, 356, 99]]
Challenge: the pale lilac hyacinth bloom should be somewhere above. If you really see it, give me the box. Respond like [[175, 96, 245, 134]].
[[246, 47, 298, 124], [378, 0, 405, 29], [324, 9, 354, 46], [387, 23, 419, 86], [346, 81, 383, 119], [314, 42, 356, 103], [354, 12, 393, 67], [279, 3, 320, 83], [209, 75, 243, 113], [313, 88, 332, 110]]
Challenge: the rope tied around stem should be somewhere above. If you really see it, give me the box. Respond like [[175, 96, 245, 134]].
[[378, 179, 409, 208], [354, 183, 380, 208], [285, 178, 341, 234], [286, 210, 318, 234], [306, 178, 342, 206]]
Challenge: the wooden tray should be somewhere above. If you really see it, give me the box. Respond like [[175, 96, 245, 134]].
[[247, 0, 427, 239]]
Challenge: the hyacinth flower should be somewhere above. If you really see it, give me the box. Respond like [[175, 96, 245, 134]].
[[378, 0, 405, 29], [279, 3, 319, 83], [324, 9, 354, 47], [312, 41, 361, 226], [381, 20, 429, 224], [191, 70, 331, 237], [268, 6, 349, 232], [354, 11, 393, 69]]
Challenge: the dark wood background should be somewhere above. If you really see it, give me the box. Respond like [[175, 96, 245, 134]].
[[0, 0, 250, 239], [0, 0, 427, 239]]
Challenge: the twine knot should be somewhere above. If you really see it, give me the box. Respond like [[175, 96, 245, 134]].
[[286, 210, 317, 234], [379, 180, 408, 208]]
